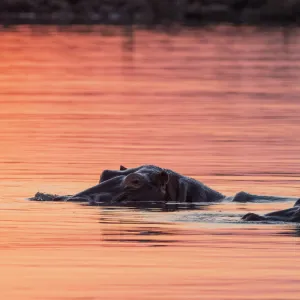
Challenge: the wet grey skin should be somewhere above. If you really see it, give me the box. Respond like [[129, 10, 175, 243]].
[[31, 164, 299, 209], [50, 165, 170, 206], [242, 199, 300, 223], [99, 164, 299, 204]]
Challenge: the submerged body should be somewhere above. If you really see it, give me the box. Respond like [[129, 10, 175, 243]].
[[242, 199, 300, 223], [31, 164, 299, 211], [98, 165, 299, 204]]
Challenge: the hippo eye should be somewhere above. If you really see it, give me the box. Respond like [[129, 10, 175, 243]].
[[132, 180, 139, 185]]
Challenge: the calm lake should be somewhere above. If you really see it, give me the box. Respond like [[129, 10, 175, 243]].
[[0, 26, 300, 300]]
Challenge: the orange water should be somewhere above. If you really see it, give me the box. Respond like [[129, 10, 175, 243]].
[[0, 26, 300, 300]]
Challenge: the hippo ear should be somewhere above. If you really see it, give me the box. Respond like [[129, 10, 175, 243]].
[[120, 165, 127, 171], [154, 171, 178, 202], [155, 170, 169, 185], [165, 174, 179, 202]]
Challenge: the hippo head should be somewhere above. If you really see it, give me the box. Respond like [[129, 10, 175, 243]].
[[96, 165, 171, 205], [113, 169, 170, 204]]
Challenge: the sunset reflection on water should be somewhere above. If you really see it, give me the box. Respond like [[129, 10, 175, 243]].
[[0, 26, 300, 300]]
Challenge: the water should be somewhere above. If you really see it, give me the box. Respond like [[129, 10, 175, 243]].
[[0, 26, 300, 300]]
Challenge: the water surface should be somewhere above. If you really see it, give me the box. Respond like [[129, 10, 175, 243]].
[[0, 26, 300, 300]]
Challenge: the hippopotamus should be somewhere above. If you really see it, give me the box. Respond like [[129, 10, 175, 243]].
[[99, 165, 300, 203], [36, 165, 170, 206], [31, 164, 299, 208], [242, 199, 300, 223]]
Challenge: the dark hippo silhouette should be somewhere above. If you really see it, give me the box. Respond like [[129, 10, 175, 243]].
[[242, 199, 300, 223], [98, 164, 299, 204], [31, 165, 170, 207], [30, 164, 299, 208]]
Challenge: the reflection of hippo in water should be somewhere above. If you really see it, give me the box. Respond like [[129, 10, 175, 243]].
[[242, 199, 300, 223], [31, 165, 299, 210]]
